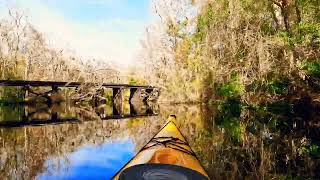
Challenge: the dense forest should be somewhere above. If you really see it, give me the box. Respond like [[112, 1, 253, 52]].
[[144, 0, 319, 104]]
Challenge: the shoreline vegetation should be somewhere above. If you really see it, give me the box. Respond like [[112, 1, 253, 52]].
[[144, 0, 320, 144], [0, 1, 319, 178], [143, 0, 319, 106], [141, 1, 320, 178]]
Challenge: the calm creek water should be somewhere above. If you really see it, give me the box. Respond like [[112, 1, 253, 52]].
[[0, 101, 319, 179]]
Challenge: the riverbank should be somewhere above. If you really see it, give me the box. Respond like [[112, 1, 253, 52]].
[[143, 0, 319, 108]]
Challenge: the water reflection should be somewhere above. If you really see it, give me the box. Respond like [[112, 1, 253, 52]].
[[36, 140, 135, 180], [160, 103, 320, 179], [0, 101, 158, 128], [0, 115, 165, 180], [0, 102, 319, 179]]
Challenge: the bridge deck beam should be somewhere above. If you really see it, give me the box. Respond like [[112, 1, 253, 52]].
[[0, 80, 155, 89]]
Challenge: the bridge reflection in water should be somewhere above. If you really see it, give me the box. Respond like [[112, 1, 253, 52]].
[[0, 101, 163, 180], [0, 101, 158, 128]]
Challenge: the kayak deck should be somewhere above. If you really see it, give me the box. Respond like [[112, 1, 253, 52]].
[[113, 120, 209, 179]]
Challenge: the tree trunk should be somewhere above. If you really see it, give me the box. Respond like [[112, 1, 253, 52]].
[[294, 0, 301, 24]]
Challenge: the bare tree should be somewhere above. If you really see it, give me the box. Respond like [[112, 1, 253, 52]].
[[0, 8, 120, 83]]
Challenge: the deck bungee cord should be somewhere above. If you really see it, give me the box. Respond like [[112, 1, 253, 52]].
[[141, 136, 197, 157]]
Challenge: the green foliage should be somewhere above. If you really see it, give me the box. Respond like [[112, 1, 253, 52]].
[[299, 0, 320, 22], [300, 143, 320, 157], [247, 104, 267, 112], [0, 105, 25, 122], [218, 98, 242, 118], [193, 5, 212, 43], [267, 101, 293, 115], [260, 23, 277, 35], [278, 31, 296, 47], [246, 105, 282, 134], [193, 1, 229, 43], [240, 0, 254, 10], [279, 22, 320, 47], [218, 74, 245, 98], [0, 87, 25, 104], [103, 90, 114, 105], [299, 59, 320, 77], [309, 144, 320, 157], [128, 76, 147, 86], [247, 77, 290, 95], [218, 116, 245, 143], [296, 22, 320, 46], [235, 49, 247, 61], [216, 98, 244, 143], [266, 117, 280, 132], [267, 78, 291, 95], [126, 118, 144, 128], [277, 174, 300, 180]]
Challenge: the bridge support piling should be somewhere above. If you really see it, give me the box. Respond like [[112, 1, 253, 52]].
[[51, 112, 58, 121], [112, 88, 121, 102], [52, 85, 59, 92], [112, 101, 120, 116], [130, 103, 137, 115], [24, 87, 28, 101], [129, 88, 138, 102]]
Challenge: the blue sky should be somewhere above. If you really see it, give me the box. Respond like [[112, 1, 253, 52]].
[[44, 0, 150, 23], [0, 0, 153, 67], [36, 139, 135, 180]]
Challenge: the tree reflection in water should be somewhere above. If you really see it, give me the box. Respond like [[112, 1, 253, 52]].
[[0, 102, 162, 180], [161, 103, 320, 179], [0, 102, 319, 179]]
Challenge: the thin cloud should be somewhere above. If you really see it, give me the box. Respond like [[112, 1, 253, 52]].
[[1, 0, 150, 67]]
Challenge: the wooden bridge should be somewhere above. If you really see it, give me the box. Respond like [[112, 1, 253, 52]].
[[0, 80, 159, 103]]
